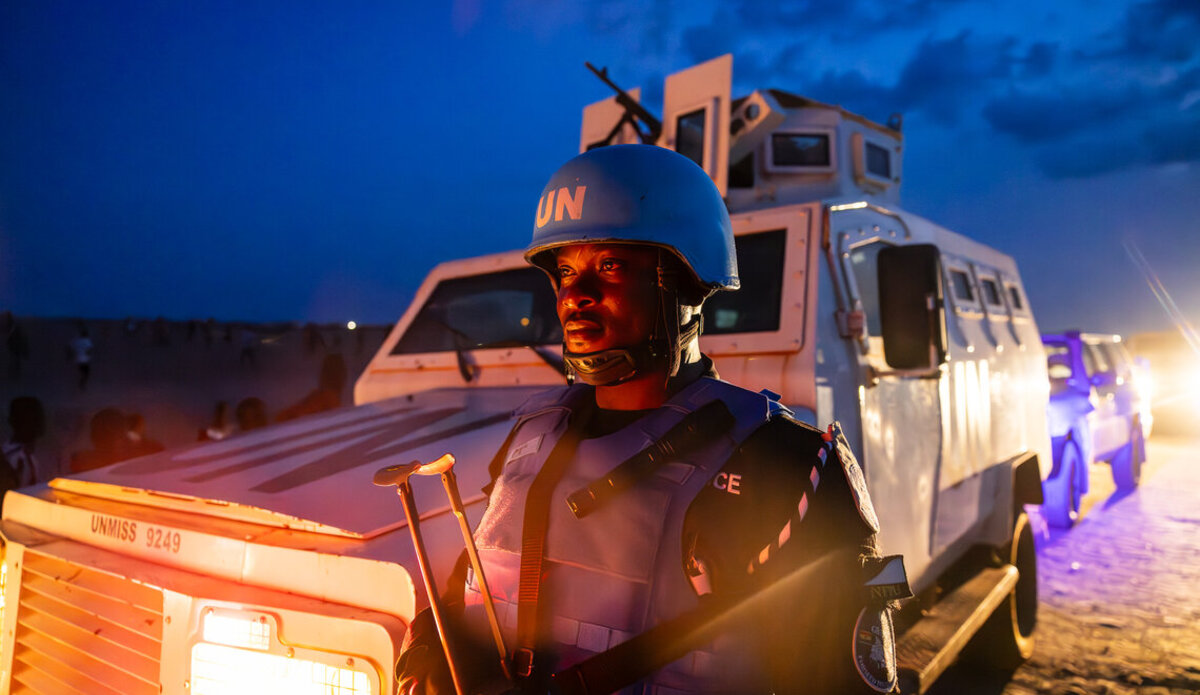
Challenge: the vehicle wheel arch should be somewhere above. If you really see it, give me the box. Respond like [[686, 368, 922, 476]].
[[1011, 450, 1043, 516]]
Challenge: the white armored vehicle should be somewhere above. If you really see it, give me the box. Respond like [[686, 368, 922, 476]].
[[0, 56, 1050, 694]]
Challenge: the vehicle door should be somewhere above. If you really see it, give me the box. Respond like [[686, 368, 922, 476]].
[[1083, 341, 1125, 460], [935, 257, 1005, 555], [830, 208, 943, 584], [1098, 342, 1141, 425]]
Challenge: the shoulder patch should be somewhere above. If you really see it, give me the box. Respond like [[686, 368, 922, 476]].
[[505, 434, 544, 464], [829, 422, 880, 533], [852, 606, 898, 693]]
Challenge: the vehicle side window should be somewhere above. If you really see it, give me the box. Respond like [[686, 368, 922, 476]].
[[1083, 343, 1111, 376], [704, 229, 787, 334], [1080, 345, 1099, 376], [772, 133, 831, 167], [950, 270, 975, 302], [676, 108, 707, 168], [981, 278, 1003, 307], [846, 240, 889, 336], [1007, 285, 1025, 310], [1045, 343, 1072, 381], [1099, 343, 1131, 375]]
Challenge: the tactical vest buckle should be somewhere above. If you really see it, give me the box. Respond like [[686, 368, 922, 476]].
[[513, 647, 537, 678]]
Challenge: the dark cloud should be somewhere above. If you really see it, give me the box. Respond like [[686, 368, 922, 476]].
[[1036, 137, 1143, 179], [1036, 113, 1200, 179], [890, 32, 1017, 123], [687, 29, 1024, 126], [1143, 116, 1200, 165], [982, 87, 1143, 143], [585, 0, 673, 55], [1021, 41, 1058, 78], [1080, 0, 1200, 64], [983, 59, 1199, 178], [779, 31, 1021, 126], [734, 1, 852, 33], [795, 69, 902, 125], [680, 7, 743, 66], [731, 0, 966, 42]]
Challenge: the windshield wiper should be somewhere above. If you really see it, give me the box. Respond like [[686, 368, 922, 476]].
[[472, 339, 567, 379], [426, 320, 566, 383], [426, 318, 478, 383]]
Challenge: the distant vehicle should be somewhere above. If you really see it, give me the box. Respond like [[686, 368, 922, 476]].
[[1129, 330, 1200, 434], [1042, 331, 1149, 525], [0, 56, 1051, 695]]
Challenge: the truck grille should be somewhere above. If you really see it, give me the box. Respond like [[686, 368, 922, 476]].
[[10, 550, 164, 695]]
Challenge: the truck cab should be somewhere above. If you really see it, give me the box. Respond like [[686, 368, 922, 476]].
[[0, 55, 1050, 695]]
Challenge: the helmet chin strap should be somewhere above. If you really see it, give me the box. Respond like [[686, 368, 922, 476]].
[[563, 250, 702, 388]]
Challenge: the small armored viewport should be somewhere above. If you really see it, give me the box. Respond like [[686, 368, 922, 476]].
[[580, 54, 904, 214]]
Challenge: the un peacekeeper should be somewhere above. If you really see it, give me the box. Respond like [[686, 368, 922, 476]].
[[396, 144, 903, 694]]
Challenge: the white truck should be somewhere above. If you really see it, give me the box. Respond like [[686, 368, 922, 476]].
[[0, 55, 1051, 695]]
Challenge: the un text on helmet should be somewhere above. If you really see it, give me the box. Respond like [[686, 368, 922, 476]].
[[536, 186, 587, 228]]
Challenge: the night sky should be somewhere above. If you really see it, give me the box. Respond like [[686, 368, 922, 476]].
[[2, 1, 1198, 337]]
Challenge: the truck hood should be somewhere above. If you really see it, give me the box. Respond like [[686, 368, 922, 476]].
[[51, 387, 547, 538]]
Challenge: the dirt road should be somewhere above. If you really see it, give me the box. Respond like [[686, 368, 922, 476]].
[[930, 432, 1200, 695]]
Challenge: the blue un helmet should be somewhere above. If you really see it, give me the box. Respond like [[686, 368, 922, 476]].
[[526, 144, 739, 385], [525, 144, 738, 294]]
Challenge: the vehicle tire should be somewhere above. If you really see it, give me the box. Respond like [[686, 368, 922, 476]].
[[968, 512, 1037, 670], [1044, 438, 1082, 528], [1111, 417, 1145, 491]]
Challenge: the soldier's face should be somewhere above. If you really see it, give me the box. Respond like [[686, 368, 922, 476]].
[[555, 243, 659, 355]]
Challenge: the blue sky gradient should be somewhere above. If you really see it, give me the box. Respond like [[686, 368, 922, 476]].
[[2, 1, 1198, 335]]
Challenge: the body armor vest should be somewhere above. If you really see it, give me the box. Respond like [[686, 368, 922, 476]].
[[467, 377, 777, 694]]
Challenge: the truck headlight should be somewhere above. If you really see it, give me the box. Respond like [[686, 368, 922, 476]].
[[190, 610, 375, 695]]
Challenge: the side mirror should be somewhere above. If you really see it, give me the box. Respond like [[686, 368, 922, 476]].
[[878, 244, 947, 369]]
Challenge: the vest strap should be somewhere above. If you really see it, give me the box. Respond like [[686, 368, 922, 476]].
[[515, 398, 594, 686], [565, 399, 735, 519]]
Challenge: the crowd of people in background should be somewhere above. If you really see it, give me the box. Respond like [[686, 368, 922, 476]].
[[1, 396, 45, 509], [0, 315, 374, 496]]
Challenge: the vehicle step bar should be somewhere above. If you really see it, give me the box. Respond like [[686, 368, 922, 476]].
[[896, 564, 1018, 694]]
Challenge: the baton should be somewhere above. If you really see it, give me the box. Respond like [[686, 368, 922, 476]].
[[375, 454, 513, 693]]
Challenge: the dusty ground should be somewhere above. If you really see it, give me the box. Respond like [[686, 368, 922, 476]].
[[930, 432, 1200, 695]]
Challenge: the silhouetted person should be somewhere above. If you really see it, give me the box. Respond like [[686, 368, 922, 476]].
[[69, 324, 94, 391], [304, 323, 326, 354], [199, 401, 234, 441], [235, 398, 269, 432], [204, 318, 216, 347], [2, 396, 46, 494], [125, 413, 165, 457], [4, 312, 29, 379], [71, 407, 132, 472], [153, 316, 170, 346], [237, 327, 258, 367], [276, 354, 347, 422], [187, 319, 199, 342]]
